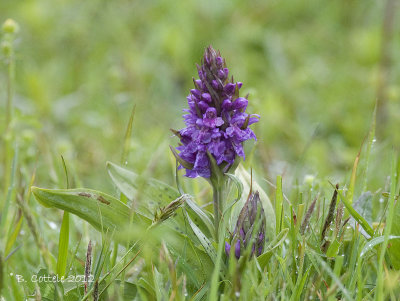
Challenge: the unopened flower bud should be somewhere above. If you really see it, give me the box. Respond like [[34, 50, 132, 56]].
[[225, 191, 266, 259], [1, 41, 11, 56], [2, 19, 19, 34]]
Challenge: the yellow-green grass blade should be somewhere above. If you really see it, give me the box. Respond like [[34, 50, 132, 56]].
[[275, 175, 283, 235], [56, 211, 70, 277]]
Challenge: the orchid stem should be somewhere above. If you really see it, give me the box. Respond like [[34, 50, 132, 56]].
[[212, 179, 224, 239]]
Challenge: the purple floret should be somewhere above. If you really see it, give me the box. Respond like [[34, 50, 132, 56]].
[[174, 46, 259, 178]]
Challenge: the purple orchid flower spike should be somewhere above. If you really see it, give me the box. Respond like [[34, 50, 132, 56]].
[[225, 191, 266, 259], [171, 45, 259, 179]]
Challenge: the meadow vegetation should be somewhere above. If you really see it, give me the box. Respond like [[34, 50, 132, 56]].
[[1, 0, 400, 300]]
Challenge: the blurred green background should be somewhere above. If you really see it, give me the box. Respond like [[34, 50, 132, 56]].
[[1, 0, 399, 191]]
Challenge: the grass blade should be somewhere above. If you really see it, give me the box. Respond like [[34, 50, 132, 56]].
[[376, 152, 398, 300], [185, 212, 217, 263], [362, 102, 377, 191], [275, 175, 283, 235], [121, 104, 136, 165], [0, 147, 18, 235], [360, 235, 400, 258], [56, 211, 70, 276], [333, 184, 374, 238]]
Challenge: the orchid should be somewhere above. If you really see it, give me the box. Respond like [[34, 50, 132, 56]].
[[173, 46, 259, 178]]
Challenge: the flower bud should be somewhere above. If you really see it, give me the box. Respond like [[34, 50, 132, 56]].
[[2, 19, 19, 34], [1, 41, 11, 56], [225, 191, 266, 259]]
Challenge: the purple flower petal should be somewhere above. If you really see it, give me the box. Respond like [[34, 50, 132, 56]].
[[225, 242, 231, 256], [232, 97, 248, 110], [202, 93, 212, 103], [224, 83, 236, 95], [173, 46, 259, 178], [234, 239, 241, 259]]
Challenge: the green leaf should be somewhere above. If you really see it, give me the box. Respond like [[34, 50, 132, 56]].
[[184, 195, 214, 238], [185, 212, 217, 263], [348, 145, 361, 205], [0, 147, 18, 234], [335, 187, 374, 238], [326, 239, 341, 258], [224, 173, 244, 211], [107, 162, 214, 288], [31, 187, 131, 231], [291, 267, 311, 301], [360, 235, 400, 259], [362, 102, 376, 191], [121, 104, 136, 164], [152, 266, 164, 301], [306, 251, 352, 300], [207, 150, 224, 186], [390, 204, 400, 269], [56, 212, 70, 277], [275, 175, 283, 235], [35, 268, 64, 300], [209, 230, 225, 301], [169, 146, 194, 170], [352, 192, 373, 226], [5, 214, 23, 257], [0, 252, 3, 297], [106, 161, 180, 219], [388, 154, 400, 270], [257, 228, 289, 269]]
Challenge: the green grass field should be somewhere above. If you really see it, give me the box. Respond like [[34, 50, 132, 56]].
[[1, 0, 400, 300]]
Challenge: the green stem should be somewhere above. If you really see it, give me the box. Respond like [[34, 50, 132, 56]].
[[3, 41, 15, 198], [212, 179, 225, 239]]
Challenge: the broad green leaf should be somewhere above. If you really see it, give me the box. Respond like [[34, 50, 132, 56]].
[[107, 162, 215, 288], [185, 212, 217, 263], [106, 161, 179, 219], [184, 195, 214, 238], [166, 231, 214, 290], [31, 187, 131, 231]]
